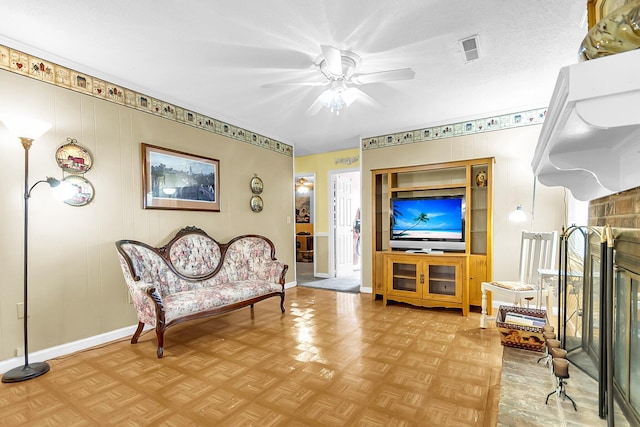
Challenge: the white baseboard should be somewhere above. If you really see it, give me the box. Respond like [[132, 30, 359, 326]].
[[0, 323, 151, 374], [1, 281, 369, 374], [359, 286, 372, 294], [285, 281, 297, 289]]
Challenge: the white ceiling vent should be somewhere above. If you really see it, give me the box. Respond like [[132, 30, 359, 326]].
[[459, 35, 480, 63]]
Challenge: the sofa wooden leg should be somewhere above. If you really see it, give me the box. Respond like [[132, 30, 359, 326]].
[[280, 293, 285, 313], [156, 328, 164, 358], [131, 322, 145, 344]]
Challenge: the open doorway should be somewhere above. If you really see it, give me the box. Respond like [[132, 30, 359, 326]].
[[294, 175, 315, 285], [329, 169, 361, 280]]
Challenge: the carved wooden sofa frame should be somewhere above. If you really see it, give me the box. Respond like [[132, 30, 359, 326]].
[[115, 226, 288, 358]]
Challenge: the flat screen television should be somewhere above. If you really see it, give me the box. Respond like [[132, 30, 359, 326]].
[[390, 195, 465, 252]]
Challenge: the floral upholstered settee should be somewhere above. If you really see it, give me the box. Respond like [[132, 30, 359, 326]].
[[115, 226, 288, 358]]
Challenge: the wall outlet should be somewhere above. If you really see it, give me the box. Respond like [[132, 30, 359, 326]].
[[16, 347, 24, 357], [16, 302, 24, 319]]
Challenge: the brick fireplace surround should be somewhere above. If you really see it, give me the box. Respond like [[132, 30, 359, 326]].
[[589, 187, 640, 227]]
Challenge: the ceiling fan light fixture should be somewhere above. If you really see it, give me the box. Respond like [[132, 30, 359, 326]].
[[296, 177, 313, 193], [319, 85, 358, 115], [268, 44, 415, 116]]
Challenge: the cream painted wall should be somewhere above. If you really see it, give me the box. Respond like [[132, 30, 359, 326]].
[[361, 125, 566, 290], [0, 70, 294, 361], [295, 148, 360, 275], [295, 148, 360, 233]]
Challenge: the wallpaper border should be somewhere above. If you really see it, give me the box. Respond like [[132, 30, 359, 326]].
[[362, 107, 547, 150], [0, 44, 293, 157]]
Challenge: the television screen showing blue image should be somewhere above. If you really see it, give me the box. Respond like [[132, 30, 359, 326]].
[[390, 196, 465, 243]]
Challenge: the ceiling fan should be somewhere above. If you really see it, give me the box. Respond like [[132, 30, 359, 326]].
[[296, 177, 313, 192], [263, 45, 415, 115]]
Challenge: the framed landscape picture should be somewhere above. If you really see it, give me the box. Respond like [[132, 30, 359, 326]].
[[142, 143, 220, 211]]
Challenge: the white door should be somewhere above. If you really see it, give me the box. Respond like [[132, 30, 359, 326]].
[[335, 173, 354, 276]]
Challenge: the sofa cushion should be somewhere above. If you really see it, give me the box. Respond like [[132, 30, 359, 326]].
[[163, 281, 283, 323], [169, 233, 221, 277]]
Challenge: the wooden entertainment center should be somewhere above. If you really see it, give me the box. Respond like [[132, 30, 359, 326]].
[[371, 157, 494, 315]]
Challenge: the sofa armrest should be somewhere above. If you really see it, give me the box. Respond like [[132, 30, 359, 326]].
[[121, 270, 164, 326], [128, 280, 169, 329], [253, 260, 288, 285]]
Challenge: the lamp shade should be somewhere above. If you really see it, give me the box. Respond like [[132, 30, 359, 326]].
[[508, 205, 527, 223], [0, 114, 52, 140], [52, 180, 77, 201]]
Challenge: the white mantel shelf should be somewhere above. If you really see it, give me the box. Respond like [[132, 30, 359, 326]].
[[532, 48, 640, 201]]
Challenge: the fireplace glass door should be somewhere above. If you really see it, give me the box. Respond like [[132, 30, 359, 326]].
[[613, 267, 640, 419], [565, 227, 640, 425], [562, 227, 601, 379], [589, 254, 601, 363]]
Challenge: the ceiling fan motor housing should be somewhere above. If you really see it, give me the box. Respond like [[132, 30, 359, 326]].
[[316, 49, 361, 80]]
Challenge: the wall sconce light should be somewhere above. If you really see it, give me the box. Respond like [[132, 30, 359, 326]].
[[508, 205, 528, 223], [509, 177, 537, 229], [0, 114, 57, 383]]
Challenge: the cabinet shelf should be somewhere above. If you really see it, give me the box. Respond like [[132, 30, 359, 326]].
[[393, 274, 416, 280], [393, 285, 416, 292], [390, 183, 467, 192], [429, 276, 455, 282]]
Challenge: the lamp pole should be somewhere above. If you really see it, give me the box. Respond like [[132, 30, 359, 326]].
[[1, 137, 52, 383]]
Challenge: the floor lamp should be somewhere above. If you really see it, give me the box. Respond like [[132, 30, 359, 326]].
[[0, 115, 56, 383]]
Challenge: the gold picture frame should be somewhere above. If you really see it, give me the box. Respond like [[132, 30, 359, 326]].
[[142, 143, 220, 211]]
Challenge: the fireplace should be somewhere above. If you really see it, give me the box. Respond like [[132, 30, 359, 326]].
[[558, 226, 639, 425]]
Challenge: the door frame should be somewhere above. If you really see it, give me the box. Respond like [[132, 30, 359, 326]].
[[295, 173, 316, 279], [328, 167, 361, 278]]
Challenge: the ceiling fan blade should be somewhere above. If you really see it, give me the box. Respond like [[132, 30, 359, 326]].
[[352, 68, 415, 85], [321, 45, 343, 76], [350, 87, 380, 108], [262, 80, 328, 88], [305, 92, 327, 116]]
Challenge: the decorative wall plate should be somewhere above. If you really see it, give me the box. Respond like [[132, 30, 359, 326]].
[[62, 175, 95, 206], [475, 170, 488, 187], [55, 138, 93, 174], [250, 175, 263, 194], [250, 195, 263, 212]]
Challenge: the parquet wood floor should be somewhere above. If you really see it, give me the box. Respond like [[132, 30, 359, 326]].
[[0, 287, 503, 426]]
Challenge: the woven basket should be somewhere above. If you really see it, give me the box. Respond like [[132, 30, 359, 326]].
[[496, 305, 547, 352]]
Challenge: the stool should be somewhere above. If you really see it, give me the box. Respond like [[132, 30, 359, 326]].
[[550, 347, 567, 359], [538, 337, 560, 366], [545, 358, 577, 411]]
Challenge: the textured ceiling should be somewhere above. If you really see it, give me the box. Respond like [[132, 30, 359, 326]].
[[0, 0, 588, 155]]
